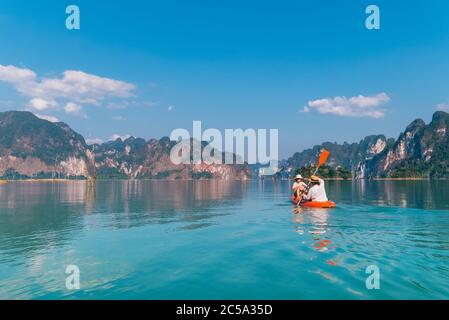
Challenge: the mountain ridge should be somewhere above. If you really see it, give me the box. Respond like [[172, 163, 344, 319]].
[[1, 110, 448, 180], [285, 111, 449, 179], [0, 111, 251, 180]]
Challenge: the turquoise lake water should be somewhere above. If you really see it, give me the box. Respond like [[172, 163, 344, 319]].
[[1, 180, 449, 299]]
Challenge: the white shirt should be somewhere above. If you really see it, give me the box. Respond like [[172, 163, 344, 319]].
[[292, 181, 307, 191], [304, 179, 328, 202]]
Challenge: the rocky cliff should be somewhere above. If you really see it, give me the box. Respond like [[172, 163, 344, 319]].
[[0, 111, 95, 179], [0, 111, 251, 180], [286, 111, 449, 179], [378, 111, 449, 178], [2, 110, 447, 180], [93, 136, 251, 180]]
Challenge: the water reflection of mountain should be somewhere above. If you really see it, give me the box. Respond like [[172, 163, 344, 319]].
[[327, 180, 449, 210], [0, 181, 248, 261], [0, 181, 93, 263], [95, 180, 249, 228]]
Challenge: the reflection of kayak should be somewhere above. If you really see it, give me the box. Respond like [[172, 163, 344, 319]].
[[291, 196, 336, 208]]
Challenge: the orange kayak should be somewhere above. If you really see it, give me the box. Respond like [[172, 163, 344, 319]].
[[291, 196, 336, 208]]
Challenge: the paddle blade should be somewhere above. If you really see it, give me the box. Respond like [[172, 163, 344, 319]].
[[318, 149, 330, 167]]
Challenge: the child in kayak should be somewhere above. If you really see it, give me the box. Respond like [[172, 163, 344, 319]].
[[292, 174, 307, 199], [303, 175, 328, 202]]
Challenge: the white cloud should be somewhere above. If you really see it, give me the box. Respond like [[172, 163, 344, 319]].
[[112, 116, 127, 121], [167, 105, 174, 112], [64, 102, 86, 118], [34, 113, 60, 123], [111, 134, 131, 141], [85, 138, 103, 145], [0, 64, 135, 117], [64, 102, 81, 113], [28, 98, 58, 111], [19, 70, 135, 103], [303, 93, 390, 118], [0, 64, 36, 83], [436, 103, 449, 112]]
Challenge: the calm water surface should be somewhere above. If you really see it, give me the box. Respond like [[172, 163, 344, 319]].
[[1, 180, 449, 299]]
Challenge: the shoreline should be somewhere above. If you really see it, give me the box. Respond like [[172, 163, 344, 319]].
[[1, 177, 447, 183], [0, 178, 251, 183], [372, 178, 428, 181], [0, 179, 79, 183], [286, 177, 446, 181]]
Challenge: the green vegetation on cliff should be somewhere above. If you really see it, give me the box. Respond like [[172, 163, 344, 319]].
[[295, 165, 352, 180]]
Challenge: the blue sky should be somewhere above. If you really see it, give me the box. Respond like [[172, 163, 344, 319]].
[[1, 0, 449, 157]]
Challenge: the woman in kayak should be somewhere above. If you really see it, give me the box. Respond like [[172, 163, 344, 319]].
[[303, 175, 328, 202], [292, 174, 307, 199]]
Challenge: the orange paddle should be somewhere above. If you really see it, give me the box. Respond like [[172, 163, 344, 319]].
[[312, 149, 330, 177], [317, 149, 330, 169]]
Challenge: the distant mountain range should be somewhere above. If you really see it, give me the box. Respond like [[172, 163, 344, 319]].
[[0, 111, 250, 180], [1, 110, 448, 180], [92, 135, 250, 180], [285, 111, 449, 179]]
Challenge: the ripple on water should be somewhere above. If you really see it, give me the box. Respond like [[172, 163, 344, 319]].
[[1, 180, 449, 299]]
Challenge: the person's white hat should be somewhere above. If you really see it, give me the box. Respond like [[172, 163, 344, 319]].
[[295, 174, 303, 180]]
